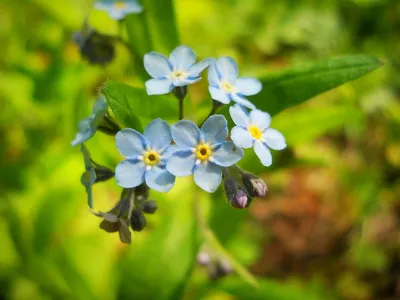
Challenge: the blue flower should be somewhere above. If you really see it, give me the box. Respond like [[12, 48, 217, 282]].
[[208, 57, 262, 109], [80, 145, 97, 208], [166, 115, 244, 193], [71, 96, 108, 146], [95, 1, 143, 20], [229, 104, 286, 166], [115, 119, 176, 192], [144, 45, 212, 95]]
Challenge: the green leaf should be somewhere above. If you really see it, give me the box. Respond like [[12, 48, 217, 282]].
[[252, 55, 383, 116], [141, 0, 180, 53], [218, 277, 328, 300], [102, 81, 178, 130], [273, 105, 364, 145], [118, 186, 199, 300]]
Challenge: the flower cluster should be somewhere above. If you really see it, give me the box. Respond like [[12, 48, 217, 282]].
[[72, 44, 286, 243], [94, 0, 143, 20]]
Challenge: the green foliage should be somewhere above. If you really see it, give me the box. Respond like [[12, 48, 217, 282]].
[[253, 55, 383, 116], [102, 81, 178, 129]]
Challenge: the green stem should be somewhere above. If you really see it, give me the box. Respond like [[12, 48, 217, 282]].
[[200, 100, 223, 126]]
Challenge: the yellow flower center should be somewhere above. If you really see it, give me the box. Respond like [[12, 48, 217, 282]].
[[171, 71, 187, 80], [195, 144, 212, 161], [220, 81, 236, 93], [114, 2, 126, 9], [248, 125, 262, 140], [144, 150, 160, 166]]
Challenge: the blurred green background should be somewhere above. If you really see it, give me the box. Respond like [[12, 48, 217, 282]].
[[0, 0, 399, 299]]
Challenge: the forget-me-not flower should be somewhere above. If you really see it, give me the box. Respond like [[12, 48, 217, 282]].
[[144, 45, 212, 95], [208, 57, 262, 109], [229, 104, 286, 166], [115, 119, 176, 192], [166, 115, 244, 193], [71, 96, 108, 146], [94, 0, 143, 20]]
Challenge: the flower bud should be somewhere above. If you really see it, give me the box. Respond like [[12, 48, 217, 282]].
[[130, 209, 147, 232], [242, 173, 267, 198], [223, 178, 251, 209], [94, 166, 114, 183], [197, 251, 212, 266], [135, 183, 149, 201], [142, 200, 158, 214]]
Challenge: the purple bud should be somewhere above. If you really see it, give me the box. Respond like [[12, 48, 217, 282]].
[[242, 173, 267, 198], [234, 190, 249, 209], [223, 178, 251, 209]]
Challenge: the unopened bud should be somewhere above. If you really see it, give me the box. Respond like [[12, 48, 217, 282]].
[[130, 210, 147, 232], [197, 251, 212, 266], [242, 173, 267, 198], [94, 167, 114, 183], [224, 178, 251, 209], [142, 200, 157, 214], [135, 183, 149, 201]]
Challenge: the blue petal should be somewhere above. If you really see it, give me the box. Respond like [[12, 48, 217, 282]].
[[71, 130, 93, 146], [169, 45, 196, 71], [144, 52, 172, 78], [110, 9, 126, 20], [145, 166, 175, 192], [162, 145, 179, 158], [211, 142, 244, 167], [171, 120, 201, 149], [77, 117, 92, 133], [144, 118, 172, 151], [115, 129, 146, 158], [172, 76, 201, 87], [115, 159, 146, 188], [188, 58, 213, 77], [231, 93, 256, 110], [216, 57, 238, 83], [145, 79, 173, 95], [94, 3, 112, 10], [230, 126, 253, 149], [201, 114, 228, 145], [253, 140, 272, 166], [166, 150, 196, 176], [125, 2, 143, 13], [193, 163, 222, 193], [209, 86, 230, 104], [229, 104, 250, 127], [236, 78, 262, 96], [262, 128, 287, 150], [250, 109, 271, 130], [207, 60, 220, 85]]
